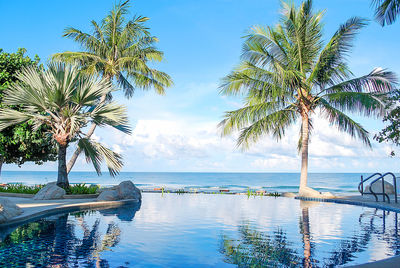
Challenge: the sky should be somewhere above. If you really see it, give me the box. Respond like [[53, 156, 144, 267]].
[[1, 0, 400, 173]]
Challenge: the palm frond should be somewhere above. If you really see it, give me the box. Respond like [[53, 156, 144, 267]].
[[373, 0, 400, 26], [78, 138, 123, 176], [319, 99, 371, 146]]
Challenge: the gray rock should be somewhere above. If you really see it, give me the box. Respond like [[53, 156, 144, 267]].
[[33, 182, 66, 200], [365, 180, 395, 194], [0, 198, 22, 223], [117, 181, 142, 201], [97, 180, 141, 201], [97, 189, 120, 201]]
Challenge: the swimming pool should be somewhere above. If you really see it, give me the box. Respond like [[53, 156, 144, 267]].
[[0, 193, 399, 267]]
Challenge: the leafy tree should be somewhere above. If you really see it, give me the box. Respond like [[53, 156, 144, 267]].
[[0, 63, 131, 188], [52, 0, 173, 173], [372, 0, 400, 26], [0, 48, 57, 175], [219, 0, 397, 196], [374, 90, 400, 155]]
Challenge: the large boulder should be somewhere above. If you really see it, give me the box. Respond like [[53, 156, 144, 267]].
[[0, 198, 22, 223], [118, 181, 142, 200], [297, 186, 335, 199], [97, 181, 141, 202], [365, 180, 395, 194], [33, 182, 66, 200]]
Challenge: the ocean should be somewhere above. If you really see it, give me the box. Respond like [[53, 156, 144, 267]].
[[0, 171, 377, 194]]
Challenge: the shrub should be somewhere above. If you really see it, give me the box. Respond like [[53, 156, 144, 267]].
[[0, 184, 43, 194]]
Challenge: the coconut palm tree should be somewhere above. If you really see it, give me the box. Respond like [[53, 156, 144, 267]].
[[52, 0, 172, 173], [0, 63, 131, 189], [373, 0, 400, 26], [219, 0, 397, 196]]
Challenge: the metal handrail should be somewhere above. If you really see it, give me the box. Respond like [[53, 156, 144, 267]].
[[358, 173, 382, 195], [368, 172, 397, 203]]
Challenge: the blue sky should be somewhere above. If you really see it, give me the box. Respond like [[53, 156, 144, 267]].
[[1, 0, 400, 173]]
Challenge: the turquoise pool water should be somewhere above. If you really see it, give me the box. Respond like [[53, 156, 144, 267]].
[[0, 194, 399, 267]]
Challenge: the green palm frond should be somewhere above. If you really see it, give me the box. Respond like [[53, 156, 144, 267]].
[[320, 68, 397, 94], [320, 91, 387, 117], [319, 99, 371, 146], [236, 108, 297, 149], [310, 17, 367, 87], [52, 0, 172, 97], [78, 138, 123, 177], [373, 0, 400, 26]]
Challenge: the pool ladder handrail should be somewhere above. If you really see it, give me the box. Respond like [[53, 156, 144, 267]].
[[358, 173, 382, 195], [360, 172, 397, 203]]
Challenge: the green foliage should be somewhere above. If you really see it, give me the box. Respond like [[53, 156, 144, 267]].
[[375, 90, 400, 156], [66, 183, 99, 195], [219, 0, 397, 150], [0, 63, 131, 186], [52, 0, 173, 98], [0, 183, 43, 194], [372, 0, 400, 26], [0, 48, 57, 167]]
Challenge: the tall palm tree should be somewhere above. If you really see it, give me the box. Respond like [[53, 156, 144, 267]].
[[52, 0, 172, 173], [373, 0, 400, 26], [0, 63, 131, 189], [219, 0, 397, 196]]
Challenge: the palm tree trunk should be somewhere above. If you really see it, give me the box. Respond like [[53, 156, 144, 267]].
[[57, 144, 69, 189], [301, 207, 312, 268], [66, 76, 110, 173], [299, 114, 309, 192], [0, 157, 3, 177]]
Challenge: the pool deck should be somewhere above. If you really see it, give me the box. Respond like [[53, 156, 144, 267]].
[[0, 196, 138, 228]]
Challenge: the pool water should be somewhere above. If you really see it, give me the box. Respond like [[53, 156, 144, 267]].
[[0, 194, 400, 267]]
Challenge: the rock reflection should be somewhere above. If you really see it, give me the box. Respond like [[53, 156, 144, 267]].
[[221, 201, 400, 267], [0, 203, 140, 267]]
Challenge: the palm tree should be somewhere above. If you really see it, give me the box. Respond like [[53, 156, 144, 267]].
[[219, 0, 397, 196], [0, 63, 131, 189], [52, 0, 172, 173], [372, 0, 400, 26]]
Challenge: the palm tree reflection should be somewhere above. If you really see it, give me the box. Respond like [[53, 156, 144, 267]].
[[221, 201, 400, 267], [0, 203, 140, 267]]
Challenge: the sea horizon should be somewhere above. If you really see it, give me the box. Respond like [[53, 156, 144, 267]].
[[1, 170, 392, 194]]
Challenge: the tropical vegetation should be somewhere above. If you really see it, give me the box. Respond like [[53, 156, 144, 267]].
[[0, 48, 57, 175], [0, 63, 131, 189], [219, 0, 397, 196], [52, 0, 172, 173], [375, 90, 400, 155], [373, 0, 400, 26]]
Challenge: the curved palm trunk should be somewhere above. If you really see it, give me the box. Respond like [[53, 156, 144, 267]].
[[299, 114, 309, 192], [66, 77, 110, 174], [57, 144, 69, 189]]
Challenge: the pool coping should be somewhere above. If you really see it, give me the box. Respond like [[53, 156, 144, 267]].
[[0, 198, 139, 229], [295, 196, 400, 267]]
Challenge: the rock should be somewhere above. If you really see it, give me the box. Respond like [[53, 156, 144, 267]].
[[117, 181, 142, 200], [97, 181, 141, 201], [97, 189, 120, 201], [297, 187, 336, 199], [0, 198, 22, 223], [282, 192, 297, 198], [365, 180, 395, 194], [33, 182, 66, 200]]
